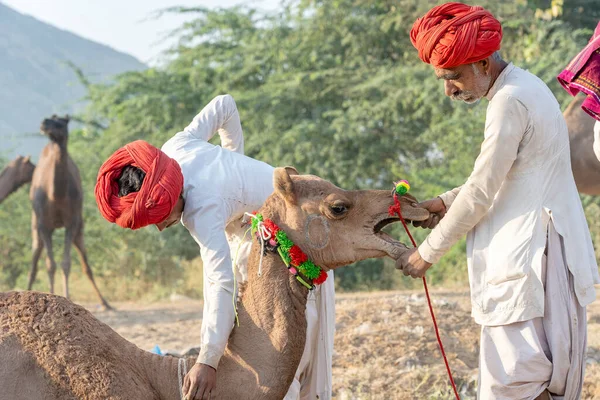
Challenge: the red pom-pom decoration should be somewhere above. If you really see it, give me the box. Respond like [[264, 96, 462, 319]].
[[313, 269, 328, 285], [263, 219, 280, 235], [289, 245, 308, 266]]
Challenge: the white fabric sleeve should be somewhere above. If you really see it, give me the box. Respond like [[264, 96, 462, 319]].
[[419, 94, 529, 264], [184, 202, 236, 369], [438, 186, 463, 209], [183, 94, 245, 154], [593, 121, 600, 162]]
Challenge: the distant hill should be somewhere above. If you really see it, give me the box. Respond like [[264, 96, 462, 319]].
[[0, 2, 146, 161]]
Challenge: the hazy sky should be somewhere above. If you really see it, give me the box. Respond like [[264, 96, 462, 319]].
[[2, 0, 281, 65]]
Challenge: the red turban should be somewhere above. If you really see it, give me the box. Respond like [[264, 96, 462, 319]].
[[95, 140, 184, 230], [410, 2, 503, 69]]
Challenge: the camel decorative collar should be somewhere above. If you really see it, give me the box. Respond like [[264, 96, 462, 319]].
[[248, 213, 328, 289]]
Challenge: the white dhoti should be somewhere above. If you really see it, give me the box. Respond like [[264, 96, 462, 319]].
[[478, 221, 587, 400]]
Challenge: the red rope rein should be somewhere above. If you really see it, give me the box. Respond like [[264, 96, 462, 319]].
[[390, 193, 461, 400]]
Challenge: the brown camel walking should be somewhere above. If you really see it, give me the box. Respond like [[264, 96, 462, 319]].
[[0, 155, 35, 203], [28, 115, 111, 309], [565, 95, 600, 195], [0, 167, 429, 400]]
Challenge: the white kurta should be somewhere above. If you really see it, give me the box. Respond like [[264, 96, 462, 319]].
[[418, 63, 599, 326], [161, 95, 335, 398]]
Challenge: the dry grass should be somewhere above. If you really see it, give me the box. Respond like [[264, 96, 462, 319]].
[[332, 290, 600, 399]]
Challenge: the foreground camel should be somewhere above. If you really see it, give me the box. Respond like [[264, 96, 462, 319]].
[[29, 115, 111, 309], [0, 155, 35, 203], [565, 95, 600, 195], [0, 167, 429, 400]]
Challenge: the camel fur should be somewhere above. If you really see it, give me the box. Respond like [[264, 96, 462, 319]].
[[0, 167, 429, 400]]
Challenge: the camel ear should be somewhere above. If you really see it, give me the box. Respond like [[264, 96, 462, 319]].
[[23, 156, 31, 163], [274, 167, 297, 205], [284, 166, 299, 176], [64, 114, 70, 123]]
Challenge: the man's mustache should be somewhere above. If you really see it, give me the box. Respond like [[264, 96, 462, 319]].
[[452, 91, 472, 101]]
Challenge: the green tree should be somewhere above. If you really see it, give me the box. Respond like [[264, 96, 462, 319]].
[[2, 0, 599, 296]]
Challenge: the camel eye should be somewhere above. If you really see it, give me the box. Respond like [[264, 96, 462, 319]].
[[330, 205, 347, 215]]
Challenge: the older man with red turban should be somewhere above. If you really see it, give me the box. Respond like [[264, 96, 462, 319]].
[[397, 3, 599, 399], [95, 95, 336, 400]]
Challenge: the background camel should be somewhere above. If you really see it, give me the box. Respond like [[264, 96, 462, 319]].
[[28, 115, 111, 309], [0, 167, 430, 400], [0, 155, 35, 203], [565, 95, 600, 195]]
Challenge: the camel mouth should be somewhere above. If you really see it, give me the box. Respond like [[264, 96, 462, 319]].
[[375, 230, 401, 244], [373, 216, 406, 245], [373, 217, 399, 234]]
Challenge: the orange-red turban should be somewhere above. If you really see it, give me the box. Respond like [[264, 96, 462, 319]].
[[410, 2, 503, 69], [95, 140, 184, 230]]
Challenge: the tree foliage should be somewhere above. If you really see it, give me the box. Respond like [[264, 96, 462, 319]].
[[2, 0, 599, 298]]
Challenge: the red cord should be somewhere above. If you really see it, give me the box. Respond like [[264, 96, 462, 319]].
[[390, 194, 461, 400]]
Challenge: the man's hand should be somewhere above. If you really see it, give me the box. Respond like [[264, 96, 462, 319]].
[[395, 248, 432, 279], [412, 197, 447, 229], [183, 363, 216, 400]]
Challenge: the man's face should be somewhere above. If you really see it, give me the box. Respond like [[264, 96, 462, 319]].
[[156, 197, 185, 232], [435, 62, 491, 104]]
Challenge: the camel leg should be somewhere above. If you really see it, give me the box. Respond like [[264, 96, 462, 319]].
[[73, 227, 113, 310], [61, 228, 74, 300], [41, 230, 57, 295], [27, 222, 44, 291]]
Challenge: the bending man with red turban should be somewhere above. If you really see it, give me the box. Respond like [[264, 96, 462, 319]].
[[397, 3, 599, 399], [95, 95, 335, 400]]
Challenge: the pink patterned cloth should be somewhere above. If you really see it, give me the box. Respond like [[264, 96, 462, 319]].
[[558, 21, 600, 121]]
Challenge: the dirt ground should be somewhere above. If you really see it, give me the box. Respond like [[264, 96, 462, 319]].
[[89, 290, 600, 400]]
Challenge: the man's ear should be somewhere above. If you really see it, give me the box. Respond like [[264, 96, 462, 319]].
[[274, 167, 297, 205], [480, 57, 490, 75]]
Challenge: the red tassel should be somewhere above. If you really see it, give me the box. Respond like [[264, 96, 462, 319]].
[[289, 245, 308, 266], [388, 194, 402, 216], [313, 269, 328, 285]]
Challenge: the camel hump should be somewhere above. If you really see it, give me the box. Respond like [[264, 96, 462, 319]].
[[0, 291, 84, 320]]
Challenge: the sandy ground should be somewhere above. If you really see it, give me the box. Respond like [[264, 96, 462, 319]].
[[89, 290, 600, 400]]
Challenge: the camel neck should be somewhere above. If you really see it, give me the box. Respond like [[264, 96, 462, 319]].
[[47, 141, 69, 198], [241, 240, 310, 327], [214, 208, 310, 398], [137, 348, 194, 400], [0, 170, 25, 203]]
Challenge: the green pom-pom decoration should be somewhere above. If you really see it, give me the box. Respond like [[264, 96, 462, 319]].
[[299, 261, 321, 279], [276, 230, 294, 252], [251, 213, 264, 234], [395, 180, 411, 196]]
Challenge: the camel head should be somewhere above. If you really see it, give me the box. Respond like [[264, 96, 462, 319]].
[[40, 114, 70, 144], [264, 167, 431, 270], [0, 155, 35, 204]]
